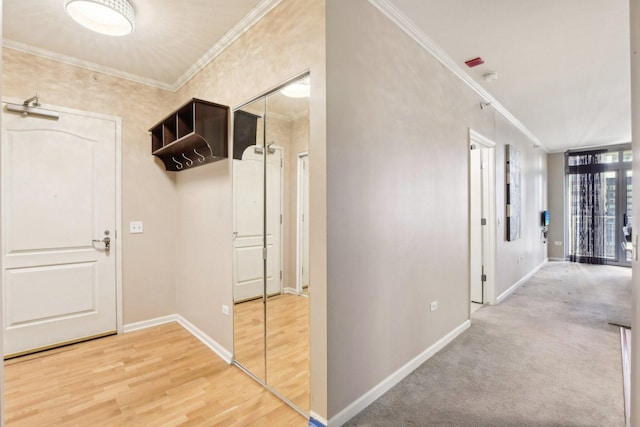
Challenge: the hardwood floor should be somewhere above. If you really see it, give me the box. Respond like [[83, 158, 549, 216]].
[[4, 322, 306, 426], [234, 293, 310, 413]]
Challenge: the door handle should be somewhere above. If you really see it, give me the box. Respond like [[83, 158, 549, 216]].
[[92, 230, 111, 250]]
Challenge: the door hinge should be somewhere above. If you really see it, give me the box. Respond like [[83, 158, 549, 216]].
[[280, 270, 283, 280], [481, 274, 487, 282], [281, 158, 283, 168], [280, 214, 283, 224], [481, 218, 487, 226], [470, 144, 477, 150], [263, 248, 267, 260]]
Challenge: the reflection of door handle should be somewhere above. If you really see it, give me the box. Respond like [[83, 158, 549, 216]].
[[92, 230, 111, 250], [92, 236, 111, 250]]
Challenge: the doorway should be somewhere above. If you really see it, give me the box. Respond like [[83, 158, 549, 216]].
[[296, 152, 309, 295], [1, 100, 121, 358], [469, 130, 496, 312]]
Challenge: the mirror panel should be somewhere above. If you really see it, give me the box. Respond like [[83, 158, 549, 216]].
[[265, 76, 310, 412], [232, 74, 310, 414], [232, 97, 266, 382]]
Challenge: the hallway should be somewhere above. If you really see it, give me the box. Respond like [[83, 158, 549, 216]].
[[347, 262, 629, 426]]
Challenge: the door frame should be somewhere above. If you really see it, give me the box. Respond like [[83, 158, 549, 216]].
[[296, 151, 309, 294], [1, 97, 124, 334], [469, 129, 497, 306]]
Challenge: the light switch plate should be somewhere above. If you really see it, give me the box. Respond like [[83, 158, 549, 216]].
[[130, 221, 143, 234]]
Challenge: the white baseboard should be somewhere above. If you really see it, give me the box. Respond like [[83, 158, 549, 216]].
[[284, 287, 298, 295], [124, 313, 232, 365], [328, 320, 471, 427], [176, 314, 233, 364], [123, 314, 177, 333], [309, 411, 328, 427], [497, 259, 548, 304]]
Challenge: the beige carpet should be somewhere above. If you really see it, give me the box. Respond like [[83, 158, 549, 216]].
[[346, 262, 629, 426]]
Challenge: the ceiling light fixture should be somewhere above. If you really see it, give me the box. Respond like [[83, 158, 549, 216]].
[[65, 0, 135, 36], [281, 77, 310, 98]]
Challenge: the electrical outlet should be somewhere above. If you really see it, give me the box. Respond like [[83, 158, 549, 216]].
[[554, 241, 562, 246], [430, 301, 438, 312], [129, 221, 143, 233], [222, 305, 230, 316]]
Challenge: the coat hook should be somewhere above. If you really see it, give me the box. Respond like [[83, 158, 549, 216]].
[[182, 153, 193, 167], [194, 148, 206, 163], [172, 156, 183, 170]]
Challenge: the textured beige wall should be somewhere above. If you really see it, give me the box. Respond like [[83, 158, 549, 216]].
[[326, 0, 546, 418], [547, 152, 565, 259], [171, 0, 326, 417], [326, 0, 492, 417], [2, 48, 178, 325], [0, 3, 4, 421]]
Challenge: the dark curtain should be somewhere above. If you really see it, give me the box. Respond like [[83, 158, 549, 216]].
[[568, 172, 606, 264]]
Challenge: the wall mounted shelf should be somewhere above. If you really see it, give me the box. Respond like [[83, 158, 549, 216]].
[[150, 98, 229, 171]]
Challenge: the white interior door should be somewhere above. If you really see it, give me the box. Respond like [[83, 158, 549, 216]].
[[233, 146, 282, 302], [297, 153, 310, 293], [470, 144, 484, 304], [2, 103, 117, 357], [470, 133, 496, 308]]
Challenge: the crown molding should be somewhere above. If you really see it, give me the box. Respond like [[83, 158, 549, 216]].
[[4, 0, 283, 93], [172, 0, 283, 91], [368, 0, 547, 151], [2, 40, 175, 91]]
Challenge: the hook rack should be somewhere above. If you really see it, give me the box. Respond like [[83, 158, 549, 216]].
[[150, 98, 229, 172]]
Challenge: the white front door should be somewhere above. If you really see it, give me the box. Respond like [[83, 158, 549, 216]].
[[2, 103, 118, 357], [233, 146, 282, 302]]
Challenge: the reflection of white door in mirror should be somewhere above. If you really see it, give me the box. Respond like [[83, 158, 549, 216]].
[[232, 146, 283, 302], [297, 152, 310, 294]]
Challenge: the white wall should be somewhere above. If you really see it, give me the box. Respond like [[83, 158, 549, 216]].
[[326, 0, 547, 420], [629, 0, 640, 422]]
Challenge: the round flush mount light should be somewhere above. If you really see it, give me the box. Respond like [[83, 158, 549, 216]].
[[65, 0, 135, 36], [281, 77, 310, 98]]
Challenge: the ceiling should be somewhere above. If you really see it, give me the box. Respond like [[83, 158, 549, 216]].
[[3, 0, 631, 152], [384, 0, 631, 152], [2, 0, 280, 90]]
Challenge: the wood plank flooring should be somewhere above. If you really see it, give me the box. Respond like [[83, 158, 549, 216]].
[[234, 293, 310, 413], [4, 322, 307, 426]]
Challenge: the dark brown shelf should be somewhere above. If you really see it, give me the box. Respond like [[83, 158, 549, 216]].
[[150, 98, 229, 172]]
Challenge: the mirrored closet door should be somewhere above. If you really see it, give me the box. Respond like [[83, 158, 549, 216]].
[[232, 74, 311, 414]]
